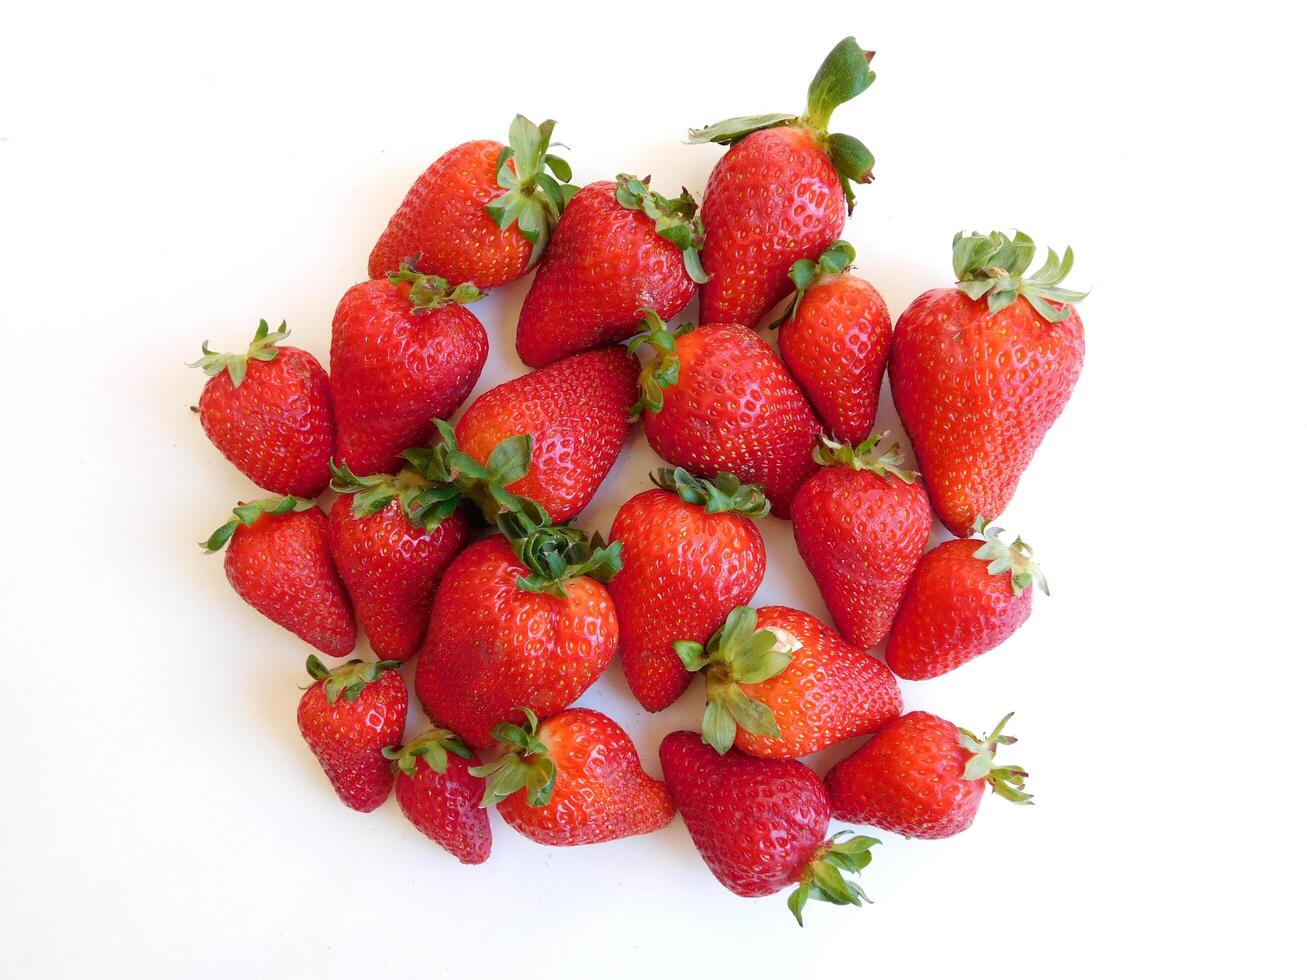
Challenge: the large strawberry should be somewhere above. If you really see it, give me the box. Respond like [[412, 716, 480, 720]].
[[368, 115, 576, 287], [689, 37, 877, 327], [472, 708, 673, 847], [202, 497, 355, 657], [660, 731, 878, 925], [515, 175, 706, 368], [608, 468, 768, 712], [385, 729, 491, 865], [629, 313, 820, 518], [791, 435, 932, 649], [189, 320, 334, 497], [890, 230, 1088, 536]]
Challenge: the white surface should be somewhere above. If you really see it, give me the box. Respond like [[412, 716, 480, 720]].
[[1, 3, 1300, 977]]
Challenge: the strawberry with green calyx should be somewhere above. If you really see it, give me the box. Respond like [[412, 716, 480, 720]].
[[384, 729, 491, 865], [484, 116, 579, 268], [416, 419, 547, 526], [769, 240, 857, 327], [614, 174, 708, 283]]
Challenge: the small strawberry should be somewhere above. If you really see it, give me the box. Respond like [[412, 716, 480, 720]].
[[384, 728, 491, 864], [791, 434, 932, 649], [890, 230, 1088, 536], [189, 320, 334, 497], [369, 115, 577, 287], [886, 517, 1048, 680], [660, 730, 878, 925], [472, 707, 673, 847], [202, 497, 355, 657], [825, 710, 1032, 839], [608, 468, 768, 712], [515, 175, 706, 368], [689, 37, 877, 328], [296, 655, 407, 812]]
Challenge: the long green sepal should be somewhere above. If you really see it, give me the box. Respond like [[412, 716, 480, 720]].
[[957, 712, 1033, 804], [201, 495, 312, 552], [953, 230, 1088, 323], [188, 319, 289, 388], [651, 467, 771, 518]]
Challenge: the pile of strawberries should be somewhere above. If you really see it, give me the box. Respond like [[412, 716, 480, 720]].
[[192, 37, 1086, 924]]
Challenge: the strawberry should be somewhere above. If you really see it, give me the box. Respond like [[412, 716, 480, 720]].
[[472, 708, 673, 847], [886, 517, 1048, 680], [189, 320, 334, 497], [889, 230, 1088, 536], [296, 655, 407, 812], [454, 347, 637, 522], [330, 264, 489, 477], [689, 37, 876, 328], [825, 711, 1032, 839], [368, 115, 576, 287], [515, 175, 706, 368], [608, 469, 768, 712], [791, 434, 932, 649], [660, 731, 878, 925], [629, 313, 821, 518], [385, 728, 491, 864], [675, 605, 901, 759], [202, 497, 355, 657]]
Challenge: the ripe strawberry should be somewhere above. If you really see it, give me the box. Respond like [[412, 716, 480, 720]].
[[330, 264, 489, 477], [473, 708, 673, 846], [791, 434, 932, 649], [515, 175, 706, 368], [629, 313, 820, 518], [385, 728, 491, 865], [296, 655, 407, 812], [368, 115, 576, 287], [202, 497, 355, 657], [676, 605, 901, 759], [825, 710, 1032, 839], [660, 730, 878, 925], [890, 230, 1088, 536], [886, 518, 1048, 680], [689, 37, 877, 328], [189, 320, 334, 497]]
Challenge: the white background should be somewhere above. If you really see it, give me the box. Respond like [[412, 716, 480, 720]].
[[1, 2, 1301, 977]]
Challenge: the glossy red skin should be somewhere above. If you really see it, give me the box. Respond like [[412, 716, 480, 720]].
[[885, 538, 1032, 680], [516, 181, 696, 368], [414, 537, 619, 749], [394, 754, 492, 864], [791, 467, 932, 650], [825, 711, 984, 839], [197, 346, 334, 498], [225, 508, 356, 657], [497, 709, 674, 846], [327, 497, 470, 662], [297, 668, 406, 812], [660, 731, 829, 897], [608, 489, 765, 711], [641, 324, 820, 519], [368, 140, 533, 288], [455, 347, 637, 522], [780, 274, 891, 445], [699, 127, 845, 329], [890, 290, 1085, 537]]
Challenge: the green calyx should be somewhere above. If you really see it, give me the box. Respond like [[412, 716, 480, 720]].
[[770, 240, 856, 328], [468, 707, 558, 808], [625, 308, 694, 420], [485, 115, 579, 268], [787, 832, 880, 926], [953, 230, 1089, 324], [201, 495, 313, 552], [382, 727, 474, 777], [812, 433, 916, 483], [972, 517, 1049, 597], [304, 655, 402, 705], [958, 712, 1033, 805], [388, 260, 486, 309], [330, 459, 463, 534], [417, 418, 546, 526], [675, 605, 800, 754], [496, 508, 623, 599], [651, 467, 771, 518], [613, 174, 708, 284], [188, 319, 288, 388]]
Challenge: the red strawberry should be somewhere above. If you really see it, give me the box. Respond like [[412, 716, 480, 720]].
[[825, 711, 1032, 839], [385, 728, 491, 864], [791, 435, 932, 649], [890, 230, 1087, 536], [515, 175, 706, 368], [473, 708, 673, 847], [660, 731, 878, 925], [203, 497, 355, 657], [296, 655, 407, 812], [630, 314, 821, 518], [886, 518, 1047, 680], [676, 605, 901, 759], [608, 469, 768, 712], [189, 320, 334, 497], [368, 115, 576, 287], [689, 37, 877, 328]]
